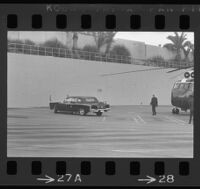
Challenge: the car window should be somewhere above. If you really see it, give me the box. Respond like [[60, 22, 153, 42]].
[[85, 97, 98, 103], [73, 98, 81, 103], [77, 98, 82, 102], [65, 98, 74, 103], [71, 98, 77, 102]]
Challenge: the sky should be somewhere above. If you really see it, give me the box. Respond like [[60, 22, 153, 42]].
[[115, 32, 194, 46], [8, 31, 194, 47]]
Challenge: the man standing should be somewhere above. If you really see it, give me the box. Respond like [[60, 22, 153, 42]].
[[150, 95, 158, 115], [188, 94, 194, 124]]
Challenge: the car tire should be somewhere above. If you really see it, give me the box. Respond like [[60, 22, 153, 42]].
[[79, 109, 86, 116], [96, 111, 103, 116]]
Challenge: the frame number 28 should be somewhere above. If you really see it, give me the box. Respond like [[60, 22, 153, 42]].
[[159, 175, 175, 184]]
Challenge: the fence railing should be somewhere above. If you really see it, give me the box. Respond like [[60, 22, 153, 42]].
[[8, 42, 194, 69]]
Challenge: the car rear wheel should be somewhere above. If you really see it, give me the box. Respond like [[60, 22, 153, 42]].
[[79, 109, 86, 116], [96, 111, 102, 116]]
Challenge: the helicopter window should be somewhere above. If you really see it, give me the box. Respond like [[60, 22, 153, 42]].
[[179, 83, 185, 89], [189, 83, 194, 90], [183, 83, 190, 89], [173, 83, 181, 89]]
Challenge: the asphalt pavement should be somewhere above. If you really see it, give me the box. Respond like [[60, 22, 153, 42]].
[[7, 105, 193, 157]]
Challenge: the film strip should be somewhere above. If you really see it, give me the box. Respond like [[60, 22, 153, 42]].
[[0, 3, 200, 187]]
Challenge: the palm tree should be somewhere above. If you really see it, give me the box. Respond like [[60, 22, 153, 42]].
[[163, 32, 191, 61]]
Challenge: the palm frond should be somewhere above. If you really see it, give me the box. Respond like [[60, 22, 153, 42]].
[[167, 35, 177, 45], [163, 43, 176, 51]]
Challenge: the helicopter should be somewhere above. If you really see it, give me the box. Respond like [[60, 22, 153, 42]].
[[170, 70, 194, 114]]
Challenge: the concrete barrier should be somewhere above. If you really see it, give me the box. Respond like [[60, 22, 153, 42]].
[[8, 53, 186, 108]]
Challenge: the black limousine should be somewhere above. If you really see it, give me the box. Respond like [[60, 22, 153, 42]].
[[49, 96, 110, 116]]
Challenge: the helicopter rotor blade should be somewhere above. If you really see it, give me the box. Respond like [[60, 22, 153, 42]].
[[166, 66, 193, 73], [100, 65, 193, 77], [166, 68, 182, 73], [101, 67, 168, 77]]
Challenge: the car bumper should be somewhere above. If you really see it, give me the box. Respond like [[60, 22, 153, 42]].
[[91, 108, 110, 113]]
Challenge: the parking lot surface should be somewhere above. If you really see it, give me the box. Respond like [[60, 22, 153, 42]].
[[7, 105, 193, 157]]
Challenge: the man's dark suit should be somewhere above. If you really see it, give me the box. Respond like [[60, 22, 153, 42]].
[[150, 97, 158, 115]]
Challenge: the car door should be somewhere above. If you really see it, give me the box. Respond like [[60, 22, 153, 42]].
[[65, 97, 74, 112], [72, 98, 82, 112], [69, 97, 80, 112]]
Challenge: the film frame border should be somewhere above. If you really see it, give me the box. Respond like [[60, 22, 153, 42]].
[[0, 4, 200, 186]]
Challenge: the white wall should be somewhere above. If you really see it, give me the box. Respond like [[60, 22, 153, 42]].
[[8, 53, 187, 108], [146, 45, 176, 60], [109, 39, 146, 60]]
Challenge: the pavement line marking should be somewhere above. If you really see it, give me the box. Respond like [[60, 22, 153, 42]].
[[164, 116, 187, 125], [172, 117, 188, 124], [129, 112, 144, 124], [165, 116, 183, 124], [134, 117, 139, 124], [136, 115, 146, 124], [102, 117, 106, 122], [169, 116, 187, 124]]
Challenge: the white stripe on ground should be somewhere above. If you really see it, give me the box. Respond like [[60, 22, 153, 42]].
[[164, 115, 187, 125], [134, 117, 139, 124], [129, 112, 146, 124], [136, 115, 146, 124], [102, 117, 106, 121]]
